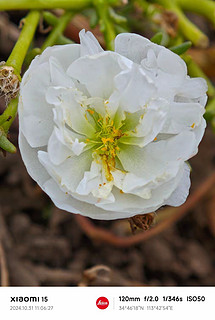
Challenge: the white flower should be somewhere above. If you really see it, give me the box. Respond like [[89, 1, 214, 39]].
[[18, 30, 207, 220]]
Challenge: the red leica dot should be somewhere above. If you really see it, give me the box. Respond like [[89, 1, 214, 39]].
[[96, 297, 109, 309]]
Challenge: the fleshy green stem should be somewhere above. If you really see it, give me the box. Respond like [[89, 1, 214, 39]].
[[0, 11, 40, 153], [93, 0, 116, 50], [1, 97, 18, 133], [0, 0, 91, 10], [41, 11, 74, 51], [43, 11, 74, 44], [176, 0, 215, 27], [43, 11, 59, 26], [6, 10, 40, 75], [0, 0, 121, 10], [56, 35, 74, 45], [0, 98, 18, 153]]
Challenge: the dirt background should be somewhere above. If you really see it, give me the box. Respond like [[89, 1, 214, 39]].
[[0, 10, 215, 286]]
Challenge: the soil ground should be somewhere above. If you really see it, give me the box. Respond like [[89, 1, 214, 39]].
[[0, 10, 215, 286]]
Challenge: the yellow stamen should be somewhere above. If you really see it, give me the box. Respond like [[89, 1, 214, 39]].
[[101, 137, 114, 144], [191, 123, 195, 128], [102, 155, 113, 181], [87, 109, 94, 115]]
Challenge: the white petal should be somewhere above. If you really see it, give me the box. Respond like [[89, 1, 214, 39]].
[[112, 169, 151, 199], [20, 133, 119, 220], [79, 29, 103, 56], [142, 48, 157, 69], [38, 149, 92, 192], [19, 132, 50, 186], [120, 99, 168, 147], [157, 47, 187, 77], [47, 127, 73, 165], [141, 47, 187, 100], [52, 106, 86, 142], [67, 51, 126, 99], [192, 118, 206, 146], [76, 160, 101, 195], [135, 99, 167, 140], [115, 33, 150, 63], [30, 44, 80, 71], [97, 164, 184, 213], [72, 138, 86, 156], [117, 131, 196, 183], [176, 77, 208, 102], [150, 131, 197, 161], [165, 163, 190, 206], [115, 33, 187, 84], [161, 102, 205, 134], [49, 56, 74, 87], [20, 130, 190, 220], [50, 124, 86, 158], [19, 62, 53, 147], [112, 64, 156, 112], [42, 178, 127, 220], [46, 86, 96, 137], [76, 158, 114, 199], [21, 115, 54, 148]]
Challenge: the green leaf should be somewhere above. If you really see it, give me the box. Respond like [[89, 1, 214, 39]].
[[150, 32, 163, 45], [170, 41, 192, 55]]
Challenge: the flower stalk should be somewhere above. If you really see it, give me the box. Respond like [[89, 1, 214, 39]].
[[0, 0, 121, 11], [176, 0, 215, 27], [42, 12, 74, 45], [0, 0, 91, 10], [0, 11, 40, 153], [6, 10, 41, 75], [41, 11, 74, 50], [93, 0, 116, 50], [0, 97, 18, 153], [1, 97, 18, 133]]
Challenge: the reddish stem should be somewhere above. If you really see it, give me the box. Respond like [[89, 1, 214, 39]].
[[75, 171, 215, 247]]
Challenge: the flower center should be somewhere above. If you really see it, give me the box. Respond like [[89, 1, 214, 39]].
[[85, 110, 124, 181], [96, 116, 122, 158]]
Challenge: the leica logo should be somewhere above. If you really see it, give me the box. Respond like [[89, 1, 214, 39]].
[[96, 297, 109, 309], [97, 300, 108, 305]]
